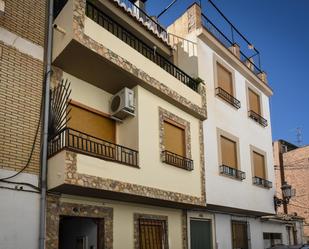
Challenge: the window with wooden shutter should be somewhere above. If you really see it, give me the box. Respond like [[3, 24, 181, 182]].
[[217, 62, 233, 95], [139, 219, 167, 249], [232, 221, 249, 249], [248, 89, 261, 115], [164, 120, 185, 157], [253, 151, 266, 179], [67, 104, 116, 143], [220, 136, 238, 169]]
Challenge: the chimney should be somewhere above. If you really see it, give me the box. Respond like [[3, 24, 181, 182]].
[[132, 0, 146, 11]]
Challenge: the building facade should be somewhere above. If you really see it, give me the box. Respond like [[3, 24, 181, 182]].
[[274, 140, 309, 243], [47, 0, 206, 248], [0, 0, 46, 248], [167, 3, 303, 249]]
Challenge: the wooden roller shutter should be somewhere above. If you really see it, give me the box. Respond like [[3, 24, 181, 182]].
[[253, 151, 266, 179], [164, 121, 185, 157], [67, 104, 116, 143], [139, 219, 166, 249], [232, 221, 249, 249], [248, 89, 261, 114], [217, 62, 233, 95], [220, 136, 237, 169]]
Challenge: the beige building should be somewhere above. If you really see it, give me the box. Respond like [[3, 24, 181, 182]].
[[274, 140, 309, 243], [47, 0, 206, 248]]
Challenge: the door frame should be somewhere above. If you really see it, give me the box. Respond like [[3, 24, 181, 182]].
[[187, 212, 216, 249]]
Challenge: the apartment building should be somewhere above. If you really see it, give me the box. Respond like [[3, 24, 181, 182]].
[[47, 0, 206, 248], [274, 140, 309, 243], [167, 2, 302, 249], [0, 0, 46, 248]]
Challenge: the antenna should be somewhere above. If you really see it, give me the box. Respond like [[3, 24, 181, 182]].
[[295, 127, 303, 146]]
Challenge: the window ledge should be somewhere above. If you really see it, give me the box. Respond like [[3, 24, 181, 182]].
[[248, 110, 268, 127], [219, 165, 245, 181], [216, 87, 241, 109], [252, 177, 272, 189], [161, 150, 194, 171]]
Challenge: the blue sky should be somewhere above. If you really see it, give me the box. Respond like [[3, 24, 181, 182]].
[[145, 0, 309, 146]]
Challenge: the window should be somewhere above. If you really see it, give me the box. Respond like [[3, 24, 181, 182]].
[[139, 219, 167, 249], [231, 221, 249, 249], [217, 62, 233, 96], [263, 233, 282, 248], [220, 135, 237, 169], [163, 120, 185, 157], [248, 88, 261, 115], [252, 151, 266, 179], [68, 104, 116, 143]]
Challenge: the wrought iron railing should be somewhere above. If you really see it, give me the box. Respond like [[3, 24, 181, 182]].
[[253, 176, 272, 188], [219, 165, 246, 180], [162, 150, 193, 171], [248, 110, 268, 127], [215, 87, 241, 109], [48, 128, 139, 167], [86, 1, 199, 92], [201, 13, 263, 78]]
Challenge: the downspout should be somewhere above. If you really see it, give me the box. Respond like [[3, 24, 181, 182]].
[[39, 0, 53, 248]]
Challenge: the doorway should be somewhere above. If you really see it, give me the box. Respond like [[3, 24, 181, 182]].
[[59, 216, 104, 249], [190, 219, 212, 249]]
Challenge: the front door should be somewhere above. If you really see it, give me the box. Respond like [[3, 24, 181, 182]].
[[190, 219, 212, 249]]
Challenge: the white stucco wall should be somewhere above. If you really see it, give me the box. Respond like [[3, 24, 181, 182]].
[[196, 37, 275, 214], [0, 169, 40, 249]]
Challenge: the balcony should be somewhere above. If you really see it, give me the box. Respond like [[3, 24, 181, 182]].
[[215, 87, 241, 109], [85, 1, 198, 92], [252, 177, 272, 189], [52, 0, 206, 120], [219, 165, 246, 180], [248, 110, 268, 127], [48, 128, 139, 167], [161, 150, 193, 171]]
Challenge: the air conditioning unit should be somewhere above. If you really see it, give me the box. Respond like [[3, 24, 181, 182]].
[[110, 87, 135, 120]]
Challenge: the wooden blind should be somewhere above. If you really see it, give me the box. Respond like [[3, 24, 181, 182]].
[[164, 121, 185, 157], [220, 136, 237, 169], [217, 63, 233, 95], [139, 219, 166, 249], [248, 89, 261, 114], [67, 104, 116, 143], [253, 151, 266, 179], [232, 221, 248, 249]]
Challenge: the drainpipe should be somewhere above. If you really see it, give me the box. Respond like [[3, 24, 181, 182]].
[[39, 0, 53, 248]]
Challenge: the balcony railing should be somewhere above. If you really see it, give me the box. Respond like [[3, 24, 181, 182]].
[[201, 13, 263, 78], [86, 1, 199, 92], [48, 128, 139, 167], [253, 176, 272, 189], [215, 87, 241, 109], [248, 110, 268, 127], [219, 165, 246, 180], [162, 150, 193, 171]]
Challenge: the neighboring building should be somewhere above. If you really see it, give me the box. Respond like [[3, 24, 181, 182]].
[[47, 0, 206, 248], [0, 0, 46, 248], [167, 2, 303, 249], [274, 140, 309, 243]]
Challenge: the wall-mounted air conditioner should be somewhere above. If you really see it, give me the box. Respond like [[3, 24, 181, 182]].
[[110, 87, 135, 120]]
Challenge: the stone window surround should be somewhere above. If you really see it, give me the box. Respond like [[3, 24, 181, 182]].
[[245, 81, 265, 117], [249, 144, 269, 181], [213, 54, 237, 101], [134, 213, 169, 249], [216, 127, 242, 176], [159, 107, 192, 161], [46, 196, 113, 249]]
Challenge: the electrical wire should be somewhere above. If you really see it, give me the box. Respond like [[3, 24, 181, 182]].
[[0, 70, 51, 183]]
